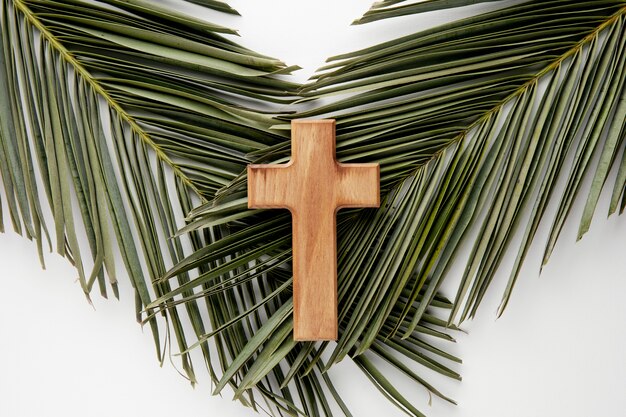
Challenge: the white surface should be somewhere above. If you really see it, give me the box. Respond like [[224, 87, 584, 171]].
[[2, 1, 626, 417]]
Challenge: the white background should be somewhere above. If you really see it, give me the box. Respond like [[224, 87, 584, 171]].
[[1, 1, 626, 416]]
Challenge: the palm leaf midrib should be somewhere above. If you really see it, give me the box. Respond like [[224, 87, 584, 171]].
[[13, 0, 207, 200]]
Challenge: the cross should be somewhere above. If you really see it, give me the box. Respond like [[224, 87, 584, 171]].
[[247, 120, 380, 341]]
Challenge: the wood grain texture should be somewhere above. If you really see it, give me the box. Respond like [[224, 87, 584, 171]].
[[248, 120, 380, 341]]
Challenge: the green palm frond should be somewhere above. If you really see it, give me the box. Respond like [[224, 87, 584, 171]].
[[304, 0, 626, 321], [0, 0, 297, 397], [1, 1, 625, 417]]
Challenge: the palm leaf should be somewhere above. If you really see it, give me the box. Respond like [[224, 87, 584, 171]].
[[305, 0, 626, 323], [0, 0, 299, 406]]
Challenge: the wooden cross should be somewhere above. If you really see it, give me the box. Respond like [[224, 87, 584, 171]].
[[248, 120, 380, 341]]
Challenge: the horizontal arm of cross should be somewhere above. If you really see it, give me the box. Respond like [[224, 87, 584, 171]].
[[247, 164, 293, 209], [336, 163, 380, 209]]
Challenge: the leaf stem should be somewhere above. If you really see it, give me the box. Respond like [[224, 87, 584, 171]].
[[13, 0, 206, 200]]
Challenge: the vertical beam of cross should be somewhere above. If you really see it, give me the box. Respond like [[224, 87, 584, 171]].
[[248, 120, 379, 341]]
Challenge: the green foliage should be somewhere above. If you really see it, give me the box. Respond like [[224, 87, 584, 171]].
[[0, 0, 297, 394], [1, 0, 625, 416]]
